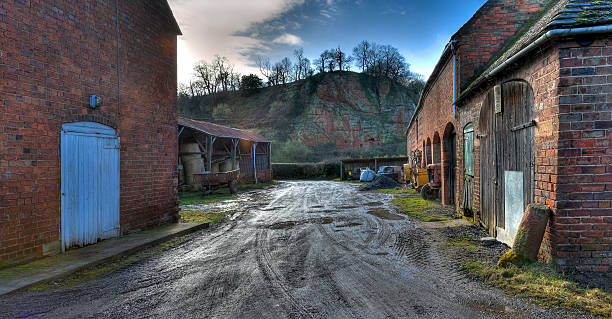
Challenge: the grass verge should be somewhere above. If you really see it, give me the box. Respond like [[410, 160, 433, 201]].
[[374, 188, 417, 194], [179, 182, 277, 205], [459, 260, 612, 317], [180, 209, 232, 224], [390, 196, 453, 222], [26, 234, 194, 292]]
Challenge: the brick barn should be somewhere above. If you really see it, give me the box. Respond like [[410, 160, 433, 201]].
[[406, 0, 611, 271], [0, 1, 181, 265]]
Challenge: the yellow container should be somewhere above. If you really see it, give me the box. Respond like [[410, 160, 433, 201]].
[[413, 168, 428, 189], [403, 164, 411, 182]]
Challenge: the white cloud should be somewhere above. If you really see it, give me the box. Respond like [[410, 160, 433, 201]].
[[168, 0, 305, 84], [272, 33, 304, 46]]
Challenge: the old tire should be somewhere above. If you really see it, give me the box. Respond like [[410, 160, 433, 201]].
[[229, 180, 238, 194], [421, 184, 436, 200]]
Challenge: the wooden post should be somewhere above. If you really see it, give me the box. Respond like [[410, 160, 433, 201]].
[[208, 135, 216, 172], [231, 139, 238, 170], [268, 143, 271, 170], [253, 142, 258, 184], [340, 161, 343, 180]]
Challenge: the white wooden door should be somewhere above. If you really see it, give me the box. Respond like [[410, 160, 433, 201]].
[[61, 122, 120, 251]]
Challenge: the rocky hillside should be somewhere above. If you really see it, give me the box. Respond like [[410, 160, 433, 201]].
[[179, 71, 422, 162]]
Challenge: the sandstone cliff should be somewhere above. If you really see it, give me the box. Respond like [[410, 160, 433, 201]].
[[179, 71, 422, 162]]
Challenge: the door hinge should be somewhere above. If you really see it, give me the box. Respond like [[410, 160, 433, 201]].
[[511, 120, 536, 132]]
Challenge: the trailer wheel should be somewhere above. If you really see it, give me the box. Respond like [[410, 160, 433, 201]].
[[229, 180, 238, 194], [421, 184, 437, 200]]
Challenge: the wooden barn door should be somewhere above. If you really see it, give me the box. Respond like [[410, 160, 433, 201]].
[[478, 81, 534, 239], [500, 81, 535, 242], [61, 122, 120, 251], [478, 89, 501, 235]]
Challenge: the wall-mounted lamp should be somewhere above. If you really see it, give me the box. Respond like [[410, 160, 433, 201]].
[[90, 95, 102, 108]]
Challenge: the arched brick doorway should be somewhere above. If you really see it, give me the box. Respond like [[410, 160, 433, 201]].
[[442, 124, 456, 206]]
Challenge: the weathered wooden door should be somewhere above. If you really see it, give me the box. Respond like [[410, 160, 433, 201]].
[[501, 81, 535, 241], [478, 81, 534, 238], [61, 122, 120, 251], [479, 89, 499, 235]]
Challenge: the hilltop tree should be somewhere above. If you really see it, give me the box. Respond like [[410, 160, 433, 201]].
[[352, 40, 371, 72], [240, 74, 263, 91], [334, 46, 353, 71]]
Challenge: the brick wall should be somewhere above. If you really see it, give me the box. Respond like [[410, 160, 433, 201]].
[[406, 0, 551, 207], [0, 0, 179, 264], [455, 0, 550, 89], [554, 38, 611, 271], [456, 37, 611, 272]]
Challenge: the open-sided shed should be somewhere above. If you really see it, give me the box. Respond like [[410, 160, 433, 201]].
[[178, 118, 272, 188]]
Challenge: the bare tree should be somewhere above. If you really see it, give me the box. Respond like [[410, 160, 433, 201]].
[[334, 47, 353, 71], [257, 56, 275, 86], [193, 60, 217, 95], [352, 40, 371, 72], [293, 48, 305, 81]]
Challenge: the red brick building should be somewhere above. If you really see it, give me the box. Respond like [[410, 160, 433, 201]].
[[0, 1, 181, 265], [406, 0, 611, 271]]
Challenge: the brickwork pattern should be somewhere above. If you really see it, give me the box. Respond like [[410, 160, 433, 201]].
[[0, 0, 179, 264], [456, 0, 548, 90], [554, 39, 611, 271]]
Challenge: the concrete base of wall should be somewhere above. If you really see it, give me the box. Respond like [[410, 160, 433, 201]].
[[42, 240, 61, 257]]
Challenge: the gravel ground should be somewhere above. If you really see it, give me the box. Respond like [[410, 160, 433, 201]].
[[0, 181, 593, 318]]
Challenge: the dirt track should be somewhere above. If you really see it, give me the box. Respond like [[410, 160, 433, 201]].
[[0, 181, 588, 318]]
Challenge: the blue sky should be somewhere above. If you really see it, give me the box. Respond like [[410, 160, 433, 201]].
[[168, 0, 487, 85]]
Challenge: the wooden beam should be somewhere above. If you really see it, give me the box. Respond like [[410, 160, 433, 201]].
[[253, 142, 258, 184]]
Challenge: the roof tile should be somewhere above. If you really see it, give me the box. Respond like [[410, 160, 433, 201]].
[[179, 117, 270, 143]]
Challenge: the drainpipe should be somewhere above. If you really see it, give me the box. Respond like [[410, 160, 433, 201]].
[[115, 0, 121, 115], [451, 40, 458, 119]]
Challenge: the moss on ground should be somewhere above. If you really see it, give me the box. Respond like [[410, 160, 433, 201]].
[[447, 237, 480, 251], [459, 260, 612, 318], [179, 182, 277, 205], [180, 210, 230, 224], [26, 234, 194, 292], [374, 188, 417, 194], [390, 196, 453, 222]]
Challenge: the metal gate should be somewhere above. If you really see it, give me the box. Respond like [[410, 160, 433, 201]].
[[61, 122, 120, 251], [478, 81, 534, 238]]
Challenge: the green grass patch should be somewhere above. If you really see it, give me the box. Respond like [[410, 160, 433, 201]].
[[390, 196, 452, 222], [27, 234, 193, 291], [179, 182, 277, 205], [180, 209, 230, 224], [447, 237, 480, 251], [374, 188, 417, 194], [179, 191, 235, 205], [459, 260, 612, 317]]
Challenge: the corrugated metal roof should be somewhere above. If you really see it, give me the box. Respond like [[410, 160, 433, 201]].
[[179, 117, 270, 143]]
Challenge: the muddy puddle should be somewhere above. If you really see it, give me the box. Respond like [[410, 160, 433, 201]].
[[321, 217, 334, 224], [336, 222, 363, 228], [260, 206, 286, 211], [367, 208, 404, 220], [268, 217, 334, 229], [374, 252, 389, 256], [364, 202, 383, 207], [269, 221, 298, 229]]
